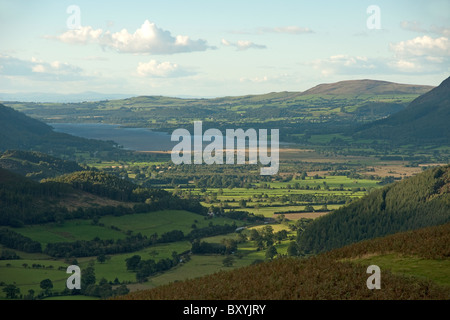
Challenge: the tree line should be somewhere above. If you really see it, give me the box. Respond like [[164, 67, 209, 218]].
[[41, 223, 238, 258]]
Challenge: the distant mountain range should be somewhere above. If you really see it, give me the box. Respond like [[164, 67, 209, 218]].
[[0, 79, 434, 103], [0, 77, 446, 155], [0, 92, 135, 103]]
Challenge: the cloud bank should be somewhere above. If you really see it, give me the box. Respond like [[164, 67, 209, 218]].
[[47, 20, 214, 55]]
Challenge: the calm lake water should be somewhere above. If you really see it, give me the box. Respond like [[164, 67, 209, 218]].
[[50, 122, 289, 152], [50, 123, 176, 151]]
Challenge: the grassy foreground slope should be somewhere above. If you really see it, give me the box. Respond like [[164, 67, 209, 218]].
[[115, 223, 450, 300]]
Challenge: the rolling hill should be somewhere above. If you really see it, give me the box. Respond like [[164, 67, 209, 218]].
[[354, 76, 450, 144], [300, 79, 434, 96]]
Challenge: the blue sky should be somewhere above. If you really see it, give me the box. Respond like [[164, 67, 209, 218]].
[[0, 0, 449, 98]]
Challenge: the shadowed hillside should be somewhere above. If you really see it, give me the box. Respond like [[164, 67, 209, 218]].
[[0, 103, 122, 159], [354, 76, 450, 144]]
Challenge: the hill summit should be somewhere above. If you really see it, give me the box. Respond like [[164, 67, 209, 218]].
[[300, 79, 434, 96]]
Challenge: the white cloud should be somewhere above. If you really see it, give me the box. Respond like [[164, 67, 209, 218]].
[[390, 35, 450, 58], [136, 60, 193, 78], [310, 35, 450, 76], [221, 39, 266, 51], [31, 64, 46, 73], [46, 26, 103, 44], [310, 55, 379, 76], [388, 36, 450, 73], [47, 20, 213, 55]]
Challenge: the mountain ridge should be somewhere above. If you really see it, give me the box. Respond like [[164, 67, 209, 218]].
[[300, 79, 434, 96], [1, 79, 435, 104]]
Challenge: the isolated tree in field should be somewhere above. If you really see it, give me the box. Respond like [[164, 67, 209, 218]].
[[222, 256, 234, 267], [2, 284, 20, 299], [265, 245, 277, 260], [25, 289, 35, 300], [81, 265, 96, 290], [97, 253, 107, 264], [40, 279, 53, 295], [249, 229, 260, 241], [125, 255, 141, 271]]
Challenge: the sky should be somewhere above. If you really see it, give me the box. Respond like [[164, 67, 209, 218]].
[[0, 0, 449, 99]]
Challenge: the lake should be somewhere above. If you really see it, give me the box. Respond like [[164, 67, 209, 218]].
[[50, 122, 289, 152], [50, 123, 176, 151]]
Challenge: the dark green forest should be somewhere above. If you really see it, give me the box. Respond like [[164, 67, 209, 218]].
[[298, 165, 450, 253], [0, 168, 206, 227]]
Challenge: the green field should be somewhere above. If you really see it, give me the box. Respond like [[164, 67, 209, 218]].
[[0, 259, 69, 297], [349, 254, 450, 287], [0, 208, 253, 299], [99, 210, 244, 236], [14, 220, 126, 246]]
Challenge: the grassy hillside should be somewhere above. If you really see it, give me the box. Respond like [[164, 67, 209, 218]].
[[298, 165, 450, 253], [114, 222, 450, 300]]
